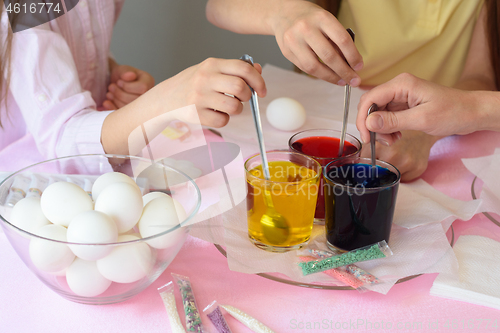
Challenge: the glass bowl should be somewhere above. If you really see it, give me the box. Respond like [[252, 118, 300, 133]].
[[0, 154, 201, 305]]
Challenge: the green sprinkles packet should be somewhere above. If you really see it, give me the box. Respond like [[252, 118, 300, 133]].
[[299, 241, 392, 276], [172, 273, 207, 333]]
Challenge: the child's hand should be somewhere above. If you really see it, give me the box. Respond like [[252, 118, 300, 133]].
[[103, 64, 155, 110], [155, 57, 267, 128]]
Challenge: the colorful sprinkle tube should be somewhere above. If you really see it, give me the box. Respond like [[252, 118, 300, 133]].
[[172, 273, 206, 333], [299, 241, 392, 276], [203, 301, 233, 333], [220, 305, 275, 333], [158, 281, 186, 333], [299, 248, 380, 285], [298, 256, 363, 288]]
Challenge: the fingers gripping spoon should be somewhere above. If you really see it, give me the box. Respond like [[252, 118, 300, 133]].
[[240, 54, 290, 245]]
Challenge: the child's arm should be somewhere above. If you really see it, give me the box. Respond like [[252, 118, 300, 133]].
[[102, 57, 155, 110], [100, 58, 266, 156], [206, 0, 362, 86]]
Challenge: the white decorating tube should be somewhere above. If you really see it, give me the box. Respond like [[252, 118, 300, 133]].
[[26, 173, 49, 199], [5, 175, 30, 207]]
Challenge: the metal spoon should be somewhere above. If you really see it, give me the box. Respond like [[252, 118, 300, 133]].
[[337, 28, 356, 157], [240, 54, 289, 245], [367, 103, 378, 175]]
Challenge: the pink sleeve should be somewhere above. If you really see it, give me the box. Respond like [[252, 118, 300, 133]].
[[8, 24, 112, 160]]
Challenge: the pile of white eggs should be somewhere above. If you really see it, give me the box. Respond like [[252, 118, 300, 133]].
[[10, 172, 187, 297]]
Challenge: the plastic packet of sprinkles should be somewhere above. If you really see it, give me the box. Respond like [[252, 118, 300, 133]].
[[299, 241, 392, 276], [158, 281, 186, 333], [172, 273, 207, 333], [203, 301, 233, 333], [298, 248, 381, 288], [298, 256, 364, 289]]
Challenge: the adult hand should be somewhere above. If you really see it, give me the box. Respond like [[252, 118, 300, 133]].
[[103, 63, 156, 110], [360, 130, 437, 182], [154, 57, 266, 127], [271, 1, 363, 86], [356, 73, 480, 145]]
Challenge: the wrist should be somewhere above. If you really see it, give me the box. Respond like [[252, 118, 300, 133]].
[[108, 57, 119, 72], [468, 91, 500, 133]]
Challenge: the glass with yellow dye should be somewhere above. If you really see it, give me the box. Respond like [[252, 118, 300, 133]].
[[244, 151, 321, 252]]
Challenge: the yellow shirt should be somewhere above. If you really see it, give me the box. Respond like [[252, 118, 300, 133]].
[[337, 0, 484, 87]]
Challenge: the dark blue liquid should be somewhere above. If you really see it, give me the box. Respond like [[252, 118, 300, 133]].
[[324, 164, 399, 251]]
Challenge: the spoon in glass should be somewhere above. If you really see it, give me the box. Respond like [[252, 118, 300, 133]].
[[368, 103, 378, 177], [337, 28, 356, 157], [240, 54, 289, 245]]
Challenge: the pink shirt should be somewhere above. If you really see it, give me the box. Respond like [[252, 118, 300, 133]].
[[0, 0, 125, 172]]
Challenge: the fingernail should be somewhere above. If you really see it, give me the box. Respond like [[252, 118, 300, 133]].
[[350, 77, 361, 87], [353, 62, 364, 71], [367, 114, 383, 130], [109, 85, 115, 92], [395, 132, 402, 140], [117, 80, 124, 88], [337, 79, 346, 86], [378, 139, 390, 147]]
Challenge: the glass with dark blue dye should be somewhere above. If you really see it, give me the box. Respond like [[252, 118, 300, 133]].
[[324, 157, 400, 251]]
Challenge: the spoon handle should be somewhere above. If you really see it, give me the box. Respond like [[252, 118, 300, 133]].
[[337, 28, 356, 157], [338, 84, 351, 157], [367, 103, 378, 169], [240, 54, 271, 180]]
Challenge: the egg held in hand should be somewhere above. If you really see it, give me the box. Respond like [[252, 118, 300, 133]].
[[138, 195, 187, 249], [266, 97, 306, 131]]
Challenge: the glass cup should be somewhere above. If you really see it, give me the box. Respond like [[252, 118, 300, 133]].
[[323, 157, 400, 252], [245, 151, 321, 253], [288, 129, 362, 224]]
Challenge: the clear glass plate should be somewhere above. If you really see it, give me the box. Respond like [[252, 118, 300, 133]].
[[471, 176, 500, 228], [214, 223, 455, 291]]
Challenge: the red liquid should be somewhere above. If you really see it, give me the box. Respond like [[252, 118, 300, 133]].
[[291, 136, 358, 162], [291, 136, 360, 220]]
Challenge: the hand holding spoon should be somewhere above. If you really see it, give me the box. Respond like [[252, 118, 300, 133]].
[[240, 54, 289, 245]]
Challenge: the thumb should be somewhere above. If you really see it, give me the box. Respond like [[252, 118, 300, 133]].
[[366, 111, 407, 134], [120, 71, 138, 82]]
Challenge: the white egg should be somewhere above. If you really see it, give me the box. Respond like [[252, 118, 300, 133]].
[[67, 210, 119, 260], [96, 235, 153, 283], [29, 224, 75, 272], [142, 191, 170, 207], [40, 182, 93, 227], [94, 182, 143, 233], [10, 197, 50, 234], [91, 172, 138, 201], [138, 196, 187, 249], [266, 97, 306, 131], [66, 258, 112, 297]]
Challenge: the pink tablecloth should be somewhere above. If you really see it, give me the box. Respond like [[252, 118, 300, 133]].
[[1, 130, 500, 333]]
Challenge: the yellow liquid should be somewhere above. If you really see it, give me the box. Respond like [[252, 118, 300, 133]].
[[246, 161, 319, 247]]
